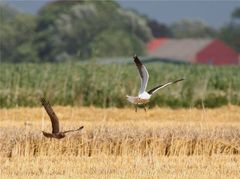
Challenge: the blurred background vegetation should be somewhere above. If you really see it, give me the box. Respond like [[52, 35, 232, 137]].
[[0, 0, 240, 62], [0, 62, 240, 108], [0, 0, 240, 108]]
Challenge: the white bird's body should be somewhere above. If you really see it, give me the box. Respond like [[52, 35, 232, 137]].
[[127, 92, 150, 105], [127, 55, 184, 111], [126, 96, 149, 105]]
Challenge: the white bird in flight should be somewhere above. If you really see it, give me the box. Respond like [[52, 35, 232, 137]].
[[127, 55, 184, 112]]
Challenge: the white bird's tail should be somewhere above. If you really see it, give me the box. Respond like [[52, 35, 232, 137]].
[[126, 95, 139, 104]]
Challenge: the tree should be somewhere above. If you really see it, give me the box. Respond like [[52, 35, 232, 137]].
[[218, 25, 240, 52], [35, 0, 152, 62], [218, 7, 240, 52], [147, 19, 173, 38], [232, 7, 240, 20], [171, 18, 217, 38], [0, 3, 18, 22], [0, 4, 38, 62], [90, 30, 144, 57]]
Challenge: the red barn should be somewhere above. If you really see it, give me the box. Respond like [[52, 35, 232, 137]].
[[147, 38, 239, 65]]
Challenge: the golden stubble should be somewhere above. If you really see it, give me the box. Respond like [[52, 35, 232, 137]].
[[1, 106, 240, 178]]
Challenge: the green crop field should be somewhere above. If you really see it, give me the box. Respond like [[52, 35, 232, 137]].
[[0, 62, 240, 108]]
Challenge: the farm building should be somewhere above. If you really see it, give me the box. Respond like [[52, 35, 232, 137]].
[[147, 38, 239, 65]]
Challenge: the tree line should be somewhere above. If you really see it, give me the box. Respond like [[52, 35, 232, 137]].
[[0, 1, 239, 63]]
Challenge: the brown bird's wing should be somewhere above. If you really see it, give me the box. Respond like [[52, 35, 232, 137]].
[[41, 98, 60, 134], [133, 55, 149, 94], [63, 126, 84, 134], [148, 79, 184, 95]]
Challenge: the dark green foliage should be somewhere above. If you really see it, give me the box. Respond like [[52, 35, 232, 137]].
[[90, 30, 144, 57], [218, 7, 240, 52], [0, 62, 239, 108], [147, 19, 173, 38], [0, 1, 151, 63], [195, 94, 228, 108], [170, 19, 217, 38], [218, 23, 240, 52], [35, 0, 152, 61], [1, 2, 239, 63], [0, 3, 19, 22], [0, 4, 38, 63], [232, 7, 240, 19]]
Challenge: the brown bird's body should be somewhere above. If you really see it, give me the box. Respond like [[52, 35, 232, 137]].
[[41, 98, 84, 139], [42, 131, 65, 139]]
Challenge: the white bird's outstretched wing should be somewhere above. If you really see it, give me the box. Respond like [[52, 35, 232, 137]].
[[148, 79, 184, 95], [133, 55, 149, 94]]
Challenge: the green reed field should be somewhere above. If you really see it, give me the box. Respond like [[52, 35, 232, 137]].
[[0, 62, 240, 108]]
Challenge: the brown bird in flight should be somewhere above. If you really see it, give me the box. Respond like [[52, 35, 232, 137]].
[[41, 98, 84, 139]]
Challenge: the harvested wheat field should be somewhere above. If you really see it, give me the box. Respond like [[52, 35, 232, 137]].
[[1, 106, 240, 178]]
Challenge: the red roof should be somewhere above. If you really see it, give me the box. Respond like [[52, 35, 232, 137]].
[[146, 38, 239, 65], [146, 38, 168, 52], [196, 39, 239, 65]]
